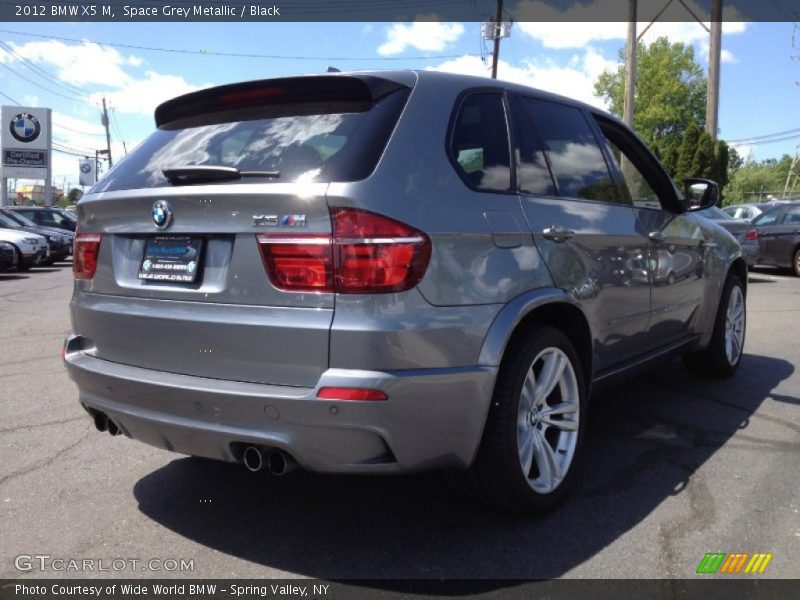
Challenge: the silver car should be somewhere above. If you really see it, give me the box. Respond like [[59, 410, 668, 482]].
[[698, 206, 758, 267], [0, 227, 47, 270], [64, 71, 748, 513]]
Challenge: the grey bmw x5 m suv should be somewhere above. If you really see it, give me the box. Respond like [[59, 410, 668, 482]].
[[64, 71, 747, 512]]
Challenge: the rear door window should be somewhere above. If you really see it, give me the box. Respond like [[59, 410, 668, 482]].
[[753, 209, 781, 226], [779, 206, 800, 223], [449, 92, 512, 192], [518, 98, 617, 203]]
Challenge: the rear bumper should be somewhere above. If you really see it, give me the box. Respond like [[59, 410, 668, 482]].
[[64, 335, 496, 473], [49, 243, 71, 260], [741, 242, 758, 267], [20, 248, 46, 267]]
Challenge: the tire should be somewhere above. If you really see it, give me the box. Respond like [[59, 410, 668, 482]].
[[683, 274, 745, 377], [793, 247, 800, 278], [451, 324, 587, 514]]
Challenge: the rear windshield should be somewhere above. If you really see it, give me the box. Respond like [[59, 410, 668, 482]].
[[92, 87, 410, 193]]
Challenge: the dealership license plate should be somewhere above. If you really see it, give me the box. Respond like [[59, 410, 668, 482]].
[[138, 236, 203, 282]]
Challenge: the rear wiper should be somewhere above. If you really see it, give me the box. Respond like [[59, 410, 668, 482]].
[[162, 166, 280, 184]]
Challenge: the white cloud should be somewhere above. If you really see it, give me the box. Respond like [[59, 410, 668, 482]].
[[52, 112, 106, 150], [428, 48, 617, 109], [378, 19, 464, 56], [3, 40, 140, 88], [0, 39, 200, 118], [515, 22, 627, 49], [88, 71, 200, 117]]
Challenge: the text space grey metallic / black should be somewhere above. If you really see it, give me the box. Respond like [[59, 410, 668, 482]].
[[64, 71, 747, 512]]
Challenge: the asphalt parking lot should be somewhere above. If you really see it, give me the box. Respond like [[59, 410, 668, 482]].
[[1, 263, 798, 580]]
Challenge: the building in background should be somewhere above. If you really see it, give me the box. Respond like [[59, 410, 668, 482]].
[[15, 183, 63, 204]]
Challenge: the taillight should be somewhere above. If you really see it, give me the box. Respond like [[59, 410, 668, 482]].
[[256, 234, 333, 292], [73, 233, 102, 280], [256, 208, 431, 294], [317, 387, 388, 401], [331, 207, 431, 293], [745, 229, 758, 241]]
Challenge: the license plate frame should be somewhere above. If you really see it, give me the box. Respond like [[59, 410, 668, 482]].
[[138, 235, 204, 283]]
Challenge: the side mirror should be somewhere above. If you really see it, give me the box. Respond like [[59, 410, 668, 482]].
[[682, 178, 719, 211]]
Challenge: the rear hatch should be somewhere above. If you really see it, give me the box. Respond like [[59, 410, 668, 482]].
[[73, 74, 411, 387]]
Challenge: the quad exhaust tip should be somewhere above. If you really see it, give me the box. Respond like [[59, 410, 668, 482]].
[[93, 412, 108, 433], [243, 446, 298, 476], [92, 411, 121, 436]]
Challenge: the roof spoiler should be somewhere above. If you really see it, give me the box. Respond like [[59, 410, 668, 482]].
[[154, 75, 409, 128]]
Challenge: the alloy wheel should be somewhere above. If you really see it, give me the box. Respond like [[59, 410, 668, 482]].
[[516, 347, 580, 494], [724, 285, 745, 365]]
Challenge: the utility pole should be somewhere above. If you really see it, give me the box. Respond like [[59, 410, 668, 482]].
[[491, 0, 504, 79], [706, 0, 723, 140], [783, 144, 799, 198], [623, 0, 637, 128], [101, 97, 113, 167]]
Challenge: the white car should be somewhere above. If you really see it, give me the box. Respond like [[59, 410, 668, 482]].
[[0, 228, 48, 270]]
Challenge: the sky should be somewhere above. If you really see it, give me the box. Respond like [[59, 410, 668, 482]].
[[0, 19, 797, 191]]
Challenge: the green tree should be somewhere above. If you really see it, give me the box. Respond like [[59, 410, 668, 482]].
[[691, 132, 716, 179], [723, 155, 794, 205], [712, 140, 730, 189], [67, 188, 83, 203], [675, 121, 701, 182], [594, 37, 707, 154], [728, 147, 744, 172], [661, 142, 681, 177]]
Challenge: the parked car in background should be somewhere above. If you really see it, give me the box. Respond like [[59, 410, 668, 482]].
[[0, 210, 73, 264], [721, 202, 785, 221], [0, 241, 17, 271], [698, 206, 757, 267], [0, 227, 47, 270], [7, 206, 77, 232], [749, 202, 800, 276], [64, 71, 749, 513]]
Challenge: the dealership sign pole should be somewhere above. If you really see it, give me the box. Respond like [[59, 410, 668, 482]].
[[0, 106, 53, 207]]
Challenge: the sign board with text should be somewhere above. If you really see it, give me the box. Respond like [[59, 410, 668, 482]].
[[1, 105, 52, 179]]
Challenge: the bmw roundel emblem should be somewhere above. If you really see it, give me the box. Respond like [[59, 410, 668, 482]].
[[80, 162, 92, 174], [9, 113, 41, 143], [152, 200, 173, 229]]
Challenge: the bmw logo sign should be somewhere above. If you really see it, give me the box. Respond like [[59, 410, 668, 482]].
[[9, 113, 41, 143], [152, 200, 173, 229], [80, 162, 92, 174]]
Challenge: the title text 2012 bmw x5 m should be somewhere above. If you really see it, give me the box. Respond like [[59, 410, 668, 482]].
[[64, 71, 747, 512]]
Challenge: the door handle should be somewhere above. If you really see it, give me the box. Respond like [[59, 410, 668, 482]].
[[648, 231, 665, 243], [542, 224, 575, 242]]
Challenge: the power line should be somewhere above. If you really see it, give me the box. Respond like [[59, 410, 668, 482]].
[[0, 39, 89, 98], [0, 49, 90, 104], [728, 128, 800, 143], [109, 106, 127, 152], [0, 28, 475, 61], [53, 120, 106, 137], [0, 89, 20, 104], [53, 140, 96, 154], [52, 146, 94, 157], [729, 134, 800, 147], [768, 0, 798, 25]]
